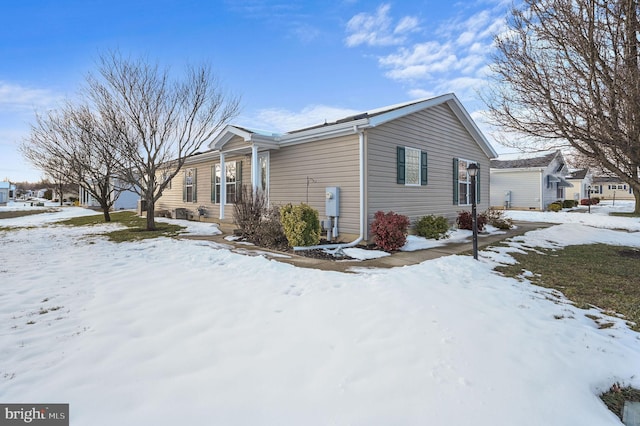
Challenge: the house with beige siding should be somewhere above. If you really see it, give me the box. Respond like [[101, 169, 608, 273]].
[[565, 169, 593, 202], [156, 93, 498, 242], [490, 150, 571, 211], [590, 176, 635, 201]]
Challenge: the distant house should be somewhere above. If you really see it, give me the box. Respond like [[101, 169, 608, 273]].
[[490, 150, 571, 210], [79, 179, 139, 210], [590, 176, 635, 201], [155, 93, 498, 242], [565, 169, 593, 201], [0, 181, 15, 205]]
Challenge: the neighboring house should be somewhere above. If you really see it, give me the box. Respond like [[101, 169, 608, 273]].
[[490, 150, 571, 211], [79, 179, 139, 210], [156, 93, 498, 242], [0, 181, 15, 205], [590, 176, 635, 201], [565, 169, 593, 201]]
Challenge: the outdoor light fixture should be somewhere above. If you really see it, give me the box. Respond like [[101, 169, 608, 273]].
[[467, 163, 479, 260]]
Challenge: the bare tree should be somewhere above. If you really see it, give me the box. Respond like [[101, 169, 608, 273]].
[[87, 51, 240, 230], [21, 105, 124, 221], [485, 0, 640, 213]]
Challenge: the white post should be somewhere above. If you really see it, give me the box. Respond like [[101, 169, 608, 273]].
[[219, 153, 226, 219], [251, 144, 259, 193]]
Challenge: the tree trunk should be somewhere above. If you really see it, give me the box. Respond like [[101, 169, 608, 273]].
[[98, 200, 112, 222], [145, 201, 156, 231], [634, 190, 640, 215]]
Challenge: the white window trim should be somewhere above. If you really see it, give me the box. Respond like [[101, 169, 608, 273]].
[[404, 146, 421, 186], [458, 158, 477, 206]]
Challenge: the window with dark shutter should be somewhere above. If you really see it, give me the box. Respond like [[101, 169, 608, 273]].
[[397, 147, 405, 184]]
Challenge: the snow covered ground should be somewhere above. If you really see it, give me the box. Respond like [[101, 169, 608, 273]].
[[1, 200, 639, 425]]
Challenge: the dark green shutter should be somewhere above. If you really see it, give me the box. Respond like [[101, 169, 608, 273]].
[[453, 158, 459, 205], [397, 147, 405, 184], [192, 169, 197, 203], [211, 165, 216, 203], [182, 170, 187, 202], [476, 166, 481, 203], [420, 151, 428, 185]]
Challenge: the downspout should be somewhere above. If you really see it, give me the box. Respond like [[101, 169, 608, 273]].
[[293, 129, 365, 251]]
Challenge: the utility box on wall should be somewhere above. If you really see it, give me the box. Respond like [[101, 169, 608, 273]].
[[325, 187, 340, 217]]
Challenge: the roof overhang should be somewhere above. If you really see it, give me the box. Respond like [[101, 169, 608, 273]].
[[209, 125, 280, 151]]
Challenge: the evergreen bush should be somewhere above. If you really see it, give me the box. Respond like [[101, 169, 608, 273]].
[[280, 203, 321, 247], [415, 215, 450, 240], [547, 202, 562, 212]]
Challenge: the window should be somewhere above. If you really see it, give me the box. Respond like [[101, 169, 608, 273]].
[[183, 168, 196, 203], [258, 152, 269, 197], [396, 146, 428, 185], [211, 161, 242, 204], [452, 158, 480, 205]]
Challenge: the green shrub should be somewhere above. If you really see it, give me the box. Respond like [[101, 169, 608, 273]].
[[484, 208, 513, 230], [370, 211, 410, 251], [562, 199, 577, 208], [280, 203, 320, 247], [415, 215, 450, 240], [456, 211, 487, 231], [548, 202, 562, 212]]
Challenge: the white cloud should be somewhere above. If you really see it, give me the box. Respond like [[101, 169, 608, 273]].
[[345, 4, 420, 47], [379, 41, 457, 81], [246, 104, 361, 132], [0, 81, 61, 112], [344, 3, 509, 104]]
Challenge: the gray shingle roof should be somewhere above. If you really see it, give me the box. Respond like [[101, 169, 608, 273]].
[[490, 151, 558, 169]]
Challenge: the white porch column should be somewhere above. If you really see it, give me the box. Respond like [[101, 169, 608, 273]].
[[251, 144, 259, 193], [219, 152, 226, 219]]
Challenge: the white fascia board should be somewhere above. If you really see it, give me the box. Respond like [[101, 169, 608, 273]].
[[278, 118, 369, 146], [366, 93, 455, 127], [446, 98, 499, 159], [209, 125, 255, 150]]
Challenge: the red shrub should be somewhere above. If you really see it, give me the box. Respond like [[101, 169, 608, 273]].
[[370, 211, 410, 251], [580, 198, 592, 205], [456, 210, 487, 231]]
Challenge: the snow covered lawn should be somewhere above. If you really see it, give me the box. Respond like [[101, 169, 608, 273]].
[[1, 201, 639, 425]]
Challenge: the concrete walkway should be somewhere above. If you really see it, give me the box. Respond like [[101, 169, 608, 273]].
[[184, 221, 552, 273]]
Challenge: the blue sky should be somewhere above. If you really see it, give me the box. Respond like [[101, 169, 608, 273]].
[[1, 0, 511, 182]]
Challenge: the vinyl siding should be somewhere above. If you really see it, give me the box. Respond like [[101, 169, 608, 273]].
[[269, 135, 360, 235], [156, 154, 249, 221], [490, 169, 543, 210], [366, 103, 492, 229]]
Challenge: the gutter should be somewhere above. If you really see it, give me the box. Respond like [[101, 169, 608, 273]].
[[293, 129, 366, 251]]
